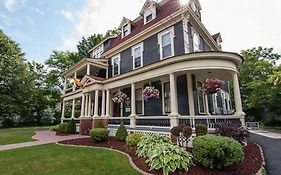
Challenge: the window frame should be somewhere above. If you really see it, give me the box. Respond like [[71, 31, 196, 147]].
[[132, 42, 144, 70], [144, 5, 156, 25], [111, 54, 121, 77], [161, 81, 171, 115], [192, 26, 201, 52], [135, 88, 144, 115], [158, 27, 175, 60], [122, 23, 131, 38]]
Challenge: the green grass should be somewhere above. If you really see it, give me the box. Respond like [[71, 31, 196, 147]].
[[0, 144, 140, 175], [0, 126, 50, 145]]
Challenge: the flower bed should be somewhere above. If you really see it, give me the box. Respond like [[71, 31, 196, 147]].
[[59, 137, 263, 175]]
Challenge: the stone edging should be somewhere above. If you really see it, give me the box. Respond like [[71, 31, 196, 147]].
[[56, 142, 154, 175], [255, 143, 266, 175]]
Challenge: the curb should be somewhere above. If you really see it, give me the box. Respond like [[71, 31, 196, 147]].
[[255, 143, 266, 175], [56, 142, 154, 175]]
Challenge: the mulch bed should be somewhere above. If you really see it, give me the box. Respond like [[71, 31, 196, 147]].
[[59, 137, 262, 175]]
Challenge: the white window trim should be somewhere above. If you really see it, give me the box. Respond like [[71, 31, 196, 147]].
[[111, 54, 121, 77], [191, 26, 201, 52], [197, 89, 207, 115], [161, 80, 171, 115], [132, 42, 144, 70], [182, 19, 190, 54], [158, 27, 175, 60], [212, 93, 218, 114], [121, 23, 131, 38], [144, 5, 156, 25]]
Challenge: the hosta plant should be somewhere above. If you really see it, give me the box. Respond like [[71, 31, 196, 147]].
[[136, 135, 193, 175]]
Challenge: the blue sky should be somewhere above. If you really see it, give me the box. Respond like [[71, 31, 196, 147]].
[[1, 0, 281, 64]]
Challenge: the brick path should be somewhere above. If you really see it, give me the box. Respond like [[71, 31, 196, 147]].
[[0, 131, 88, 151]]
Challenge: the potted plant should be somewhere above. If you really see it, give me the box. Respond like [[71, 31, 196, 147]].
[[200, 78, 224, 94], [142, 86, 160, 102], [112, 91, 127, 103]]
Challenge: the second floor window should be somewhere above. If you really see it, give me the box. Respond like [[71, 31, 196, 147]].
[[158, 27, 174, 60], [132, 43, 143, 69], [192, 27, 201, 52], [112, 55, 120, 76]]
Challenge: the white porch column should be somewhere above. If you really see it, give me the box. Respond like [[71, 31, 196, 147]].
[[88, 94, 92, 116], [87, 64, 91, 75], [169, 73, 179, 127], [101, 90, 106, 117], [64, 78, 67, 91], [186, 73, 195, 116], [71, 99, 75, 119], [106, 90, 110, 117], [80, 94, 85, 117], [72, 72, 77, 91], [85, 94, 89, 117], [129, 83, 136, 128], [232, 73, 245, 126], [61, 101, 65, 123], [94, 90, 99, 117]]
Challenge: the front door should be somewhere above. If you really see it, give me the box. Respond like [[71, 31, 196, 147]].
[[113, 102, 121, 117]]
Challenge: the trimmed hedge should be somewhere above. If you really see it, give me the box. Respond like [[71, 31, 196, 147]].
[[193, 135, 244, 169], [115, 122, 128, 141], [58, 123, 68, 133], [195, 124, 207, 136], [90, 128, 110, 142], [66, 119, 76, 134], [126, 133, 142, 147]]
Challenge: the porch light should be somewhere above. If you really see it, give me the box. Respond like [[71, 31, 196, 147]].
[[179, 0, 190, 6]]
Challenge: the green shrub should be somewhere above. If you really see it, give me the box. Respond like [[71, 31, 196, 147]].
[[58, 123, 68, 133], [193, 135, 244, 169], [182, 126, 192, 138], [95, 121, 105, 128], [178, 124, 186, 132], [115, 122, 128, 141], [50, 125, 59, 132], [136, 135, 193, 175], [126, 133, 142, 147], [66, 119, 76, 134], [90, 128, 110, 142], [195, 124, 207, 136], [170, 126, 181, 136]]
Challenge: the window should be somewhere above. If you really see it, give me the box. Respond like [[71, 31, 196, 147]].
[[158, 27, 174, 60], [197, 82, 207, 114], [112, 55, 120, 76], [132, 43, 143, 69], [221, 91, 227, 114], [136, 88, 143, 115], [122, 24, 130, 37], [144, 5, 156, 24], [212, 93, 218, 114], [192, 26, 201, 52], [163, 82, 171, 113]]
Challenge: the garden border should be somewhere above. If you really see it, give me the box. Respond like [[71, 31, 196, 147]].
[[255, 143, 266, 175], [56, 142, 154, 175]]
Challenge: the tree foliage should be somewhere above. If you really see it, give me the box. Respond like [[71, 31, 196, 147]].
[[77, 34, 104, 58], [239, 47, 281, 126]]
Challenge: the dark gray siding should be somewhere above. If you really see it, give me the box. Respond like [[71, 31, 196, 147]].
[[177, 75, 188, 115], [174, 22, 185, 56], [120, 48, 132, 74], [144, 81, 163, 116], [203, 40, 211, 51], [143, 34, 160, 66]]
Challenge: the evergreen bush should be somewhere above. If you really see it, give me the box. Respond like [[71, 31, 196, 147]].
[[115, 122, 128, 141]]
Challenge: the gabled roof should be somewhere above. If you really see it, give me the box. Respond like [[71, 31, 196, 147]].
[[118, 17, 135, 29], [80, 75, 105, 85], [105, 0, 181, 52], [139, 0, 160, 16]]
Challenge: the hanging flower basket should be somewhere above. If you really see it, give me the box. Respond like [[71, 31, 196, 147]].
[[142, 86, 160, 102], [200, 79, 224, 94], [112, 91, 128, 103]]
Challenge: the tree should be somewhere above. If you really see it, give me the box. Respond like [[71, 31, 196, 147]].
[[239, 47, 281, 126], [77, 34, 104, 58]]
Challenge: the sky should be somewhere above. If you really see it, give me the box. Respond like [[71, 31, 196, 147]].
[[0, 0, 281, 64]]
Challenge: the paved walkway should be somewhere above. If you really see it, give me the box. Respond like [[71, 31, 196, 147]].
[[250, 132, 281, 175], [249, 129, 281, 139], [0, 131, 88, 151]]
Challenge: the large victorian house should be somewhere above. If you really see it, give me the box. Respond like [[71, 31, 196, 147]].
[[61, 0, 245, 135]]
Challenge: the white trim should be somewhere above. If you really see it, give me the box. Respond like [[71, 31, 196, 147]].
[[197, 89, 207, 115], [161, 81, 171, 115], [111, 54, 121, 77], [191, 26, 201, 52], [158, 27, 175, 60], [143, 4, 156, 25], [182, 19, 190, 54], [132, 42, 144, 70], [221, 91, 226, 114], [212, 93, 218, 114], [122, 23, 131, 38]]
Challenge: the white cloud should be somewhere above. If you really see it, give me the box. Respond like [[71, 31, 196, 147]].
[[61, 10, 74, 22], [30, 7, 45, 15], [61, 0, 142, 51], [3, 0, 25, 12]]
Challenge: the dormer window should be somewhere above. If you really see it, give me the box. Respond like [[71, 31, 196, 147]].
[[140, 0, 159, 25], [122, 23, 130, 37]]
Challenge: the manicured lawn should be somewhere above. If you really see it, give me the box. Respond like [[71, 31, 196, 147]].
[[0, 144, 140, 175], [0, 126, 50, 145]]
